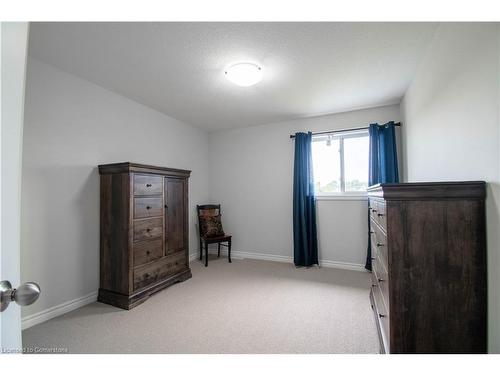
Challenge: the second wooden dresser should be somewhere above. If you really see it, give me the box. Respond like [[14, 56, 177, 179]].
[[98, 162, 191, 309], [367, 182, 487, 353]]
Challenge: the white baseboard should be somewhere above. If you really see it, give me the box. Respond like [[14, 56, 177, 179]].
[[22, 291, 98, 330], [318, 259, 367, 272], [189, 249, 366, 272], [189, 250, 245, 262]]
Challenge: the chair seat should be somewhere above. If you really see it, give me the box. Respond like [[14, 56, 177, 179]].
[[201, 234, 232, 243]]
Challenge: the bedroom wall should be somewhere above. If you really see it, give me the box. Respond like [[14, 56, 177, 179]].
[[400, 23, 500, 353], [20, 58, 210, 320], [208, 104, 401, 268]]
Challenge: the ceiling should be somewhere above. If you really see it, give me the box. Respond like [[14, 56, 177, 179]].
[[29, 22, 438, 132]]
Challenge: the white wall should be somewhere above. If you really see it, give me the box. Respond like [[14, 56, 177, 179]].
[[208, 105, 400, 267], [400, 23, 500, 353], [21, 58, 210, 318]]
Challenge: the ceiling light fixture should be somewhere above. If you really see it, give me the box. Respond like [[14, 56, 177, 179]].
[[224, 62, 263, 87]]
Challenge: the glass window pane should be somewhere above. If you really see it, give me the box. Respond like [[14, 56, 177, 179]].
[[344, 134, 369, 192], [312, 137, 341, 193]]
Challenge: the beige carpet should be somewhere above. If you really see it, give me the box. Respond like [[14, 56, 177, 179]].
[[22, 257, 379, 353]]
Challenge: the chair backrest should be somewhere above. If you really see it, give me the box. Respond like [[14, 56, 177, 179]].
[[196, 204, 221, 236]]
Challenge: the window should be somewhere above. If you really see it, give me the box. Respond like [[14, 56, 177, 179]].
[[311, 129, 369, 195]]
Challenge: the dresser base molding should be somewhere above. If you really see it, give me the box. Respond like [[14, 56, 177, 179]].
[[98, 268, 192, 310]]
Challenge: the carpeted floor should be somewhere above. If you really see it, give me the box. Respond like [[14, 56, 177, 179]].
[[22, 257, 379, 353]]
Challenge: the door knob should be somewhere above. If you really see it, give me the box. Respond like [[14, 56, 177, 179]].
[[1, 280, 41, 312]]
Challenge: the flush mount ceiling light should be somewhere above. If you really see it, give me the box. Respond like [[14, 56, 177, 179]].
[[224, 62, 263, 87]]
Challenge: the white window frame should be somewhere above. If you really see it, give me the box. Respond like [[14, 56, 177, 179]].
[[312, 129, 369, 201]]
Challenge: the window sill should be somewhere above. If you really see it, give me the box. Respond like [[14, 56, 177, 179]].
[[315, 194, 368, 201]]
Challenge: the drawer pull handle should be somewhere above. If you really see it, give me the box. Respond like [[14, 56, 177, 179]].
[[146, 206, 151, 210], [371, 209, 377, 213], [146, 184, 152, 187], [376, 242, 383, 247], [371, 283, 377, 287], [378, 313, 386, 318], [377, 213, 384, 217], [369, 230, 375, 234], [378, 278, 385, 282]]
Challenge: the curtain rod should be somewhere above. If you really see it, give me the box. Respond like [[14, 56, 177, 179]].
[[289, 122, 401, 139]]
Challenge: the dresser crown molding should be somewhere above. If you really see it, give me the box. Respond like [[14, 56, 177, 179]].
[[98, 162, 191, 177], [367, 181, 486, 200]]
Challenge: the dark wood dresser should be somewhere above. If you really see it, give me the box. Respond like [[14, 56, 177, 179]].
[[367, 181, 487, 353], [98, 162, 191, 309]]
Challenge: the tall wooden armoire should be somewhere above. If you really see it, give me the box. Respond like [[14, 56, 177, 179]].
[[98, 162, 191, 309]]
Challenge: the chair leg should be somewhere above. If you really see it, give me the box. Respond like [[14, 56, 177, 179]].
[[218, 243, 221, 257], [228, 239, 232, 263], [199, 239, 203, 261], [205, 242, 209, 267]]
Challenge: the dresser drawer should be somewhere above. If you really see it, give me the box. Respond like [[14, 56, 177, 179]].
[[373, 255, 389, 312], [133, 217, 163, 242], [370, 219, 388, 270], [376, 201, 387, 231], [133, 238, 163, 267], [369, 199, 378, 222], [134, 197, 163, 219], [372, 281, 390, 352], [369, 198, 387, 232], [133, 174, 163, 196], [133, 251, 187, 290]]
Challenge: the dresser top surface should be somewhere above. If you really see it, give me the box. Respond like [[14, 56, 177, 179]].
[[98, 162, 191, 176], [367, 181, 486, 200]]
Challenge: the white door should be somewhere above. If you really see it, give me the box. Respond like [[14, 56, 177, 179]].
[[1, 22, 34, 353]]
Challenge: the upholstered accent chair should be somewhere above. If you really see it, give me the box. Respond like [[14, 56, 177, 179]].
[[196, 204, 232, 267]]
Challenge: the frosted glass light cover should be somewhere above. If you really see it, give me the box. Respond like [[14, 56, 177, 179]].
[[224, 63, 263, 87]]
